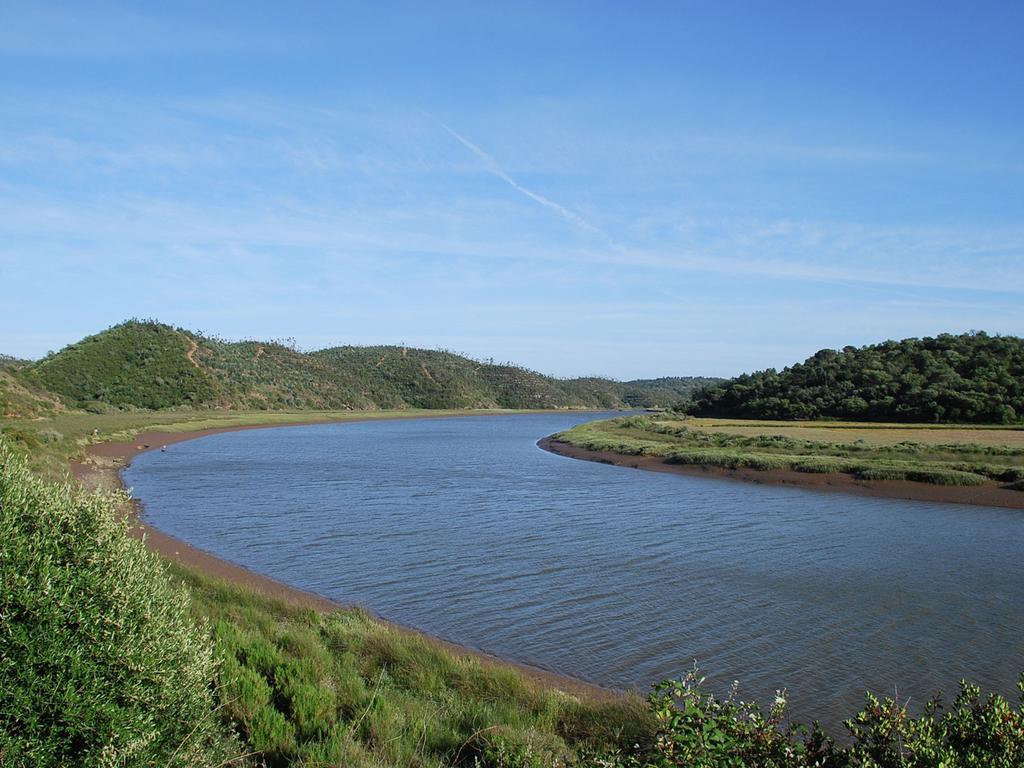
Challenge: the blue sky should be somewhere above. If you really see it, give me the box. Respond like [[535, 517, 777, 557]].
[[2, 1, 1022, 378]]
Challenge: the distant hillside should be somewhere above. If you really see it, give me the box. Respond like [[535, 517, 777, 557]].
[[621, 377, 725, 409], [0, 365, 64, 419], [14, 320, 717, 413], [22, 322, 218, 411], [689, 332, 1024, 423]]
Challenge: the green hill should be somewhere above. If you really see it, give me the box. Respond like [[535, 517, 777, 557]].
[[621, 376, 725, 409], [0, 365, 64, 419], [0, 354, 27, 370], [689, 332, 1024, 423], [16, 320, 717, 413], [23, 321, 220, 411]]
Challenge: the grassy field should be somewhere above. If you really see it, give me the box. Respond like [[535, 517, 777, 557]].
[[555, 415, 1024, 488], [0, 407, 544, 481], [684, 418, 1024, 447]]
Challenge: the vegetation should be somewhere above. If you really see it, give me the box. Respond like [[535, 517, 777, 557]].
[[4, 423, 1024, 767], [592, 666, 1024, 767], [0, 441, 234, 767], [555, 415, 1024, 489], [688, 332, 1024, 424], [0, 366, 64, 419], [5, 323, 1024, 765], [177, 563, 650, 768], [24, 321, 219, 410], [0, 354, 27, 370], [9, 319, 719, 414], [620, 378, 722, 410]]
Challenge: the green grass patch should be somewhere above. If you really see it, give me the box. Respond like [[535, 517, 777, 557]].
[[904, 469, 989, 486], [855, 468, 908, 482], [558, 416, 1018, 490], [171, 563, 651, 767]]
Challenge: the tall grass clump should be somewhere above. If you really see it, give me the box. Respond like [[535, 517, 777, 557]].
[[903, 469, 988, 486], [173, 564, 652, 767], [0, 440, 235, 767]]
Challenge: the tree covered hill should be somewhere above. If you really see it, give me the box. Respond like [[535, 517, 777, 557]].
[[12, 320, 717, 413], [689, 332, 1024, 423]]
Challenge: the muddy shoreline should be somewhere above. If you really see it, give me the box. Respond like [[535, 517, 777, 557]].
[[538, 437, 1024, 510], [69, 416, 617, 701]]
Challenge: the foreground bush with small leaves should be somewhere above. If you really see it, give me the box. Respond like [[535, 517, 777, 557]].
[[590, 667, 1024, 768], [0, 440, 235, 767]]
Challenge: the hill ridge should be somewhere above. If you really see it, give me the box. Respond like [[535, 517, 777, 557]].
[[7, 320, 719, 414]]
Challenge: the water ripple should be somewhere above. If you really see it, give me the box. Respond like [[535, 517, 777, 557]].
[[125, 412, 1024, 731]]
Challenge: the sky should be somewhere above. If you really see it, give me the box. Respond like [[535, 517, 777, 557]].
[[1, 1, 1022, 378]]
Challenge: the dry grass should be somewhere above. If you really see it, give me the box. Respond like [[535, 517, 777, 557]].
[[679, 418, 1024, 449]]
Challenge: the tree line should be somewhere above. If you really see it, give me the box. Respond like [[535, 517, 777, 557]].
[[688, 332, 1024, 423]]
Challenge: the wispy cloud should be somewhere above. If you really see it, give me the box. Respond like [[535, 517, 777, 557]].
[[437, 120, 610, 240], [3, 89, 1023, 373]]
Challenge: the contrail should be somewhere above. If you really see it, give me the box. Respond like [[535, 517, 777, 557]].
[[438, 120, 608, 239]]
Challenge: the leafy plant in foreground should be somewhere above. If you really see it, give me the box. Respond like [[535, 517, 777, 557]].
[[589, 666, 1024, 768], [0, 439, 236, 767]]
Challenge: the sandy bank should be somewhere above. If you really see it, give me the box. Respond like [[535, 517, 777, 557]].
[[538, 437, 1024, 510], [70, 415, 617, 702]]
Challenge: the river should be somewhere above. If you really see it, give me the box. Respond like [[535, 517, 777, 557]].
[[123, 411, 1024, 731]]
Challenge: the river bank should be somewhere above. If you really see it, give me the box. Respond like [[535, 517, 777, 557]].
[[69, 414, 618, 702], [539, 436, 1024, 509]]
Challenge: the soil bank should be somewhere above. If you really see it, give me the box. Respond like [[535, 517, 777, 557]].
[[69, 416, 617, 702], [538, 437, 1024, 510]]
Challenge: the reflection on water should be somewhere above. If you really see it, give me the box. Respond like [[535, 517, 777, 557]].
[[124, 412, 1024, 730]]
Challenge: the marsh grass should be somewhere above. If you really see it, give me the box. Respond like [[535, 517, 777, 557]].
[[171, 564, 651, 767], [557, 417, 1016, 489]]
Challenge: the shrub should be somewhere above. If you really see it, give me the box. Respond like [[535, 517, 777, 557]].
[[842, 678, 1024, 767], [904, 469, 988, 486], [591, 667, 1024, 768], [589, 667, 828, 767], [0, 440, 234, 767], [472, 725, 574, 767], [856, 468, 908, 482]]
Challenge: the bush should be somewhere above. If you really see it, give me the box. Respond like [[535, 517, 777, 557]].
[[592, 667, 1024, 768], [590, 667, 828, 767], [904, 469, 988, 486], [0, 440, 234, 767], [842, 679, 1024, 767]]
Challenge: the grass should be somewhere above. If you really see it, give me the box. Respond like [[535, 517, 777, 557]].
[[6, 399, 1024, 765], [683, 418, 1024, 448], [556, 415, 1024, 490], [171, 562, 651, 767]]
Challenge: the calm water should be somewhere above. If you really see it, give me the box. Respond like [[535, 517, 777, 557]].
[[124, 412, 1024, 730]]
